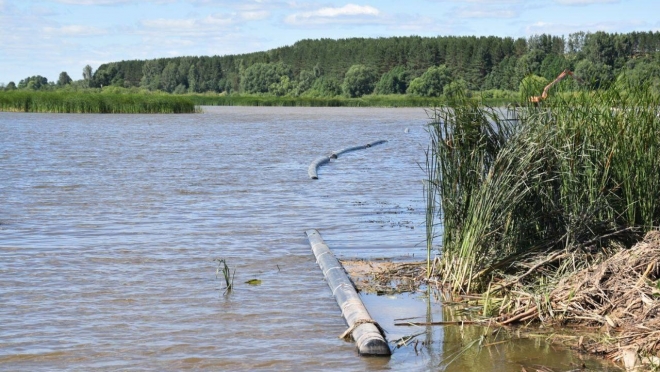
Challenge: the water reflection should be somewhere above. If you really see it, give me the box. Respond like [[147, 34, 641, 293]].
[[362, 288, 620, 371]]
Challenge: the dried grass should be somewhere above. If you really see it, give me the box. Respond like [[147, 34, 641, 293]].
[[340, 260, 424, 294], [492, 231, 660, 367]]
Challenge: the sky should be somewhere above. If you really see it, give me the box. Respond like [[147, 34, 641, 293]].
[[0, 0, 658, 85]]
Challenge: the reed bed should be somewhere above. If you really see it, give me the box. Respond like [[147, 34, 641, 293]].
[[425, 88, 660, 367], [189, 94, 450, 107], [428, 88, 660, 293], [0, 90, 196, 113]]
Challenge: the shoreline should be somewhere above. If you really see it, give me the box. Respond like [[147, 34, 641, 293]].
[[345, 231, 660, 370]]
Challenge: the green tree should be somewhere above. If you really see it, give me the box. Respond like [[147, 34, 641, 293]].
[[56, 31, 660, 97], [375, 66, 409, 94], [539, 54, 570, 81], [519, 74, 549, 100], [309, 76, 342, 97], [6, 81, 16, 90], [342, 64, 377, 97], [295, 69, 316, 96], [140, 60, 163, 90], [240, 62, 292, 94], [160, 61, 178, 93], [583, 31, 616, 66], [615, 56, 660, 94], [57, 71, 72, 87], [407, 65, 451, 97], [515, 49, 544, 78], [574, 59, 613, 89], [91, 64, 118, 88], [444, 79, 468, 98], [484, 56, 517, 90], [18, 75, 48, 90], [82, 65, 93, 87], [269, 76, 294, 96], [188, 65, 198, 93]]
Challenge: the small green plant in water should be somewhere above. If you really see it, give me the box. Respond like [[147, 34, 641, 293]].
[[245, 279, 262, 286], [215, 258, 235, 295]]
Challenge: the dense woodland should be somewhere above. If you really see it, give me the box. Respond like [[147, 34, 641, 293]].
[[4, 31, 660, 98]]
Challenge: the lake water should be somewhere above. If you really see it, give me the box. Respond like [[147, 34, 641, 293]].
[[0, 107, 617, 371]]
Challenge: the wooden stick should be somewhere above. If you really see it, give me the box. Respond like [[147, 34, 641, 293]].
[[500, 306, 538, 325], [394, 320, 484, 326]]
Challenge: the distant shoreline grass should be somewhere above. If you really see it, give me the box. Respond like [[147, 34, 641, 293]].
[[189, 94, 444, 107], [0, 90, 197, 113], [0, 89, 521, 113], [188, 91, 519, 108]]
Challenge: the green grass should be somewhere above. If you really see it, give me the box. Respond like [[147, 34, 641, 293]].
[[1, 89, 521, 111], [0, 90, 197, 113], [428, 87, 660, 292], [187, 92, 519, 108]]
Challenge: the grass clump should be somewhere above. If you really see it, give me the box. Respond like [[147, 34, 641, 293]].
[[215, 258, 235, 295]]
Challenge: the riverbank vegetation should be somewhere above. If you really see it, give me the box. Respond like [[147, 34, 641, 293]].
[[425, 85, 660, 368], [187, 92, 516, 107], [2, 31, 659, 108], [0, 89, 196, 113]]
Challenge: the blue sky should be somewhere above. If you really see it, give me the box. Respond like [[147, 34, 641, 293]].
[[0, 0, 658, 85]]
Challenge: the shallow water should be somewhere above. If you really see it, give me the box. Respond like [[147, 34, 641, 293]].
[[0, 107, 617, 371]]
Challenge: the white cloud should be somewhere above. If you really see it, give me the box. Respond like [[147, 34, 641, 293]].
[[43, 25, 107, 36], [186, 0, 288, 12], [49, 0, 180, 4], [285, 4, 381, 25], [50, 0, 134, 4], [455, 6, 517, 18], [314, 4, 379, 17], [553, 0, 618, 4], [240, 11, 270, 21], [524, 19, 647, 35], [203, 14, 235, 25], [429, 0, 522, 3], [387, 14, 456, 33], [142, 18, 197, 29]]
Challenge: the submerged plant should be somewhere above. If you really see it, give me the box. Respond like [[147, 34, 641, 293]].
[[215, 258, 235, 295]]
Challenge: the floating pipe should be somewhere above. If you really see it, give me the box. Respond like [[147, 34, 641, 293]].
[[331, 140, 387, 158], [331, 145, 367, 159], [305, 229, 391, 356], [366, 139, 387, 148], [309, 140, 388, 179], [308, 156, 331, 179]]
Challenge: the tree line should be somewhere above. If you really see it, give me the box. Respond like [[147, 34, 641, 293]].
[[3, 31, 660, 97]]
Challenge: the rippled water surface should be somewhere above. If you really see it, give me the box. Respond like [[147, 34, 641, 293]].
[[0, 107, 617, 371]]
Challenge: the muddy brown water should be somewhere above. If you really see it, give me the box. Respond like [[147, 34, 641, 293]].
[[0, 107, 618, 371]]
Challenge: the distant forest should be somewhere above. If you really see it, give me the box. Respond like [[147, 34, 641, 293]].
[[6, 31, 660, 98]]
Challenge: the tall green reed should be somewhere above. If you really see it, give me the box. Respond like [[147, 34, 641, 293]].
[[0, 90, 196, 113], [428, 87, 660, 292]]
